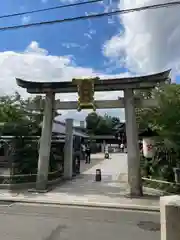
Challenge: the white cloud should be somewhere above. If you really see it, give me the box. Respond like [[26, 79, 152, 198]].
[[98, 0, 118, 26], [103, 34, 126, 58], [0, 41, 93, 96], [0, 41, 125, 120], [84, 26, 96, 40], [107, 17, 116, 25], [62, 42, 88, 49], [25, 41, 48, 55], [84, 33, 92, 40], [21, 15, 31, 24], [103, 0, 180, 77]]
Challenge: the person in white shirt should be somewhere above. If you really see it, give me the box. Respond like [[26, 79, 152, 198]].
[[120, 143, 124, 153], [81, 144, 86, 160]]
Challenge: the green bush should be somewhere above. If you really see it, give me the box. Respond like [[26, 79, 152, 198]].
[[141, 142, 180, 182], [0, 121, 64, 175]]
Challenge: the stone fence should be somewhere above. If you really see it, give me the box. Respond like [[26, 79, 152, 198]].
[[0, 170, 63, 190]]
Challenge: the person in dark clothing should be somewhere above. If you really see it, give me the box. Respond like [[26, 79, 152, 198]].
[[85, 144, 91, 164]]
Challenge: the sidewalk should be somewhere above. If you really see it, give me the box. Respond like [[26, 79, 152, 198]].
[[0, 153, 161, 211], [52, 153, 129, 197]]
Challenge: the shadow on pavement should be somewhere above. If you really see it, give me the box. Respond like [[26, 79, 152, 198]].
[[80, 158, 105, 173], [51, 173, 129, 198], [52, 173, 160, 200], [6, 157, 105, 197], [6, 154, 160, 201]]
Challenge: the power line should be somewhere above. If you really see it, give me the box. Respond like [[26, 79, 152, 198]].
[[0, 0, 103, 19], [0, 1, 179, 32]]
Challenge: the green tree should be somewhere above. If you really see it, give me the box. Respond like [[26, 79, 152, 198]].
[[85, 112, 120, 135], [153, 84, 180, 143], [24, 95, 61, 125], [137, 84, 180, 182], [0, 92, 27, 123], [95, 116, 112, 135], [0, 92, 60, 177], [86, 112, 100, 134], [111, 117, 120, 128], [136, 84, 180, 144]]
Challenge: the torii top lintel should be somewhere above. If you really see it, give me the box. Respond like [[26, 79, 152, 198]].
[[16, 69, 171, 94]]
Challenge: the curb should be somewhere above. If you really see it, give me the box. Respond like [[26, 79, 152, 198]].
[[0, 197, 160, 212]]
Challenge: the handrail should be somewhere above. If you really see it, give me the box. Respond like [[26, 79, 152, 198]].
[[142, 177, 180, 185]]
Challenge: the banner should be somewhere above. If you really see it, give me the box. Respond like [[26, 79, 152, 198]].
[[73, 77, 99, 111]]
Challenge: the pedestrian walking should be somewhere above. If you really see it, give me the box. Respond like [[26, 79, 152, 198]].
[[85, 144, 91, 164], [81, 143, 86, 160], [120, 143, 124, 153]]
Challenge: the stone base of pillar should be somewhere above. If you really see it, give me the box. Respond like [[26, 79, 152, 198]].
[[36, 174, 48, 191], [28, 187, 52, 193], [63, 176, 73, 181], [128, 178, 143, 197], [125, 191, 143, 199]]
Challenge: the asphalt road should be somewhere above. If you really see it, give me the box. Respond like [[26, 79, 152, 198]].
[[0, 202, 160, 240]]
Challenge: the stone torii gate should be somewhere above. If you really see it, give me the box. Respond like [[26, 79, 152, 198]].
[[16, 69, 170, 196]]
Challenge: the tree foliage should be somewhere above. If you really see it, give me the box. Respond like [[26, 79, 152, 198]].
[[0, 92, 27, 123], [0, 92, 59, 175], [85, 112, 120, 135], [136, 84, 180, 144], [137, 84, 180, 182]]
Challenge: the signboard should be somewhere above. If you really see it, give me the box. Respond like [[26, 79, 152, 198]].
[[73, 77, 99, 111]]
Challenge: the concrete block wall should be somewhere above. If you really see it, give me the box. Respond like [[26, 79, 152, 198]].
[[160, 195, 180, 240]]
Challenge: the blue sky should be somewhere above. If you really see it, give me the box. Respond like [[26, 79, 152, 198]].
[[0, 0, 128, 123], [0, 0, 178, 124], [0, 0, 123, 74], [0, 0, 176, 80]]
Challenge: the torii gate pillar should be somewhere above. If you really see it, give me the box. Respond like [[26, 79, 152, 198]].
[[63, 118, 73, 180], [36, 92, 55, 191], [124, 88, 143, 196]]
